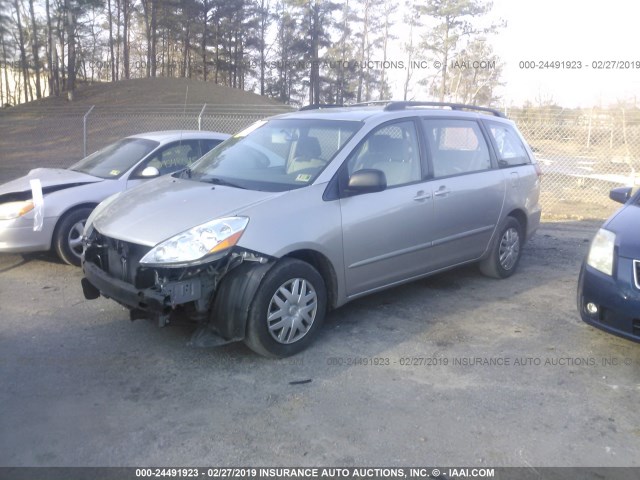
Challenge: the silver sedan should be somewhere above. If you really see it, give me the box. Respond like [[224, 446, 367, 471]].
[[0, 130, 229, 265]]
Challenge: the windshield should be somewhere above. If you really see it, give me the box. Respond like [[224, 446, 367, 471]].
[[186, 119, 361, 191], [70, 138, 159, 179]]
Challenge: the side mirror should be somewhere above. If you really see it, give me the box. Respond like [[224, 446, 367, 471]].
[[609, 186, 632, 204], [140, 166, 160, 178], [345, 169, 387, 195]]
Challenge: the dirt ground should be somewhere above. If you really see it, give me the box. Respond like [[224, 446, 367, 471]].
[[1, 219, 639, 468]]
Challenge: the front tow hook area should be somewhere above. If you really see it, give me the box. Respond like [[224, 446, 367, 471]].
[[81, 278, 100, 300]]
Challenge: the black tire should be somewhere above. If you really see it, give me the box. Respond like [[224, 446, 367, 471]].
[[479, 216, 523, 279], [53, 207, 93, 266], [244, 258, 327, 358]]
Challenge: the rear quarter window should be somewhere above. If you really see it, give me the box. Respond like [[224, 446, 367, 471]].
[[486, 122, 531, 167]]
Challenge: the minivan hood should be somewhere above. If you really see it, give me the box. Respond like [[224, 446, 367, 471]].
[[0, 168, 102, 200], [605, 203, 640, 259], [93, 175, 284, 246]]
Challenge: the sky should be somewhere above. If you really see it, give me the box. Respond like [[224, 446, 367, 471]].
[[387, 0, 640, 108]]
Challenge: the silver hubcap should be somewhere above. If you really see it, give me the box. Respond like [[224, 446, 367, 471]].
[[499, 227, 520, 271], [267, 278, 317, 344], [67, 220, 85, 258]]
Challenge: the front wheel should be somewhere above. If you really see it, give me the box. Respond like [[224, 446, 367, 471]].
[[53, 207, 93, 266], [244, 258, 327, 358], [479, 216, 523, 279]]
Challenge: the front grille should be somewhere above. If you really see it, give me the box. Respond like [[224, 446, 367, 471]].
[[91, 230, 152, 287], [634, 260, 640, 290]]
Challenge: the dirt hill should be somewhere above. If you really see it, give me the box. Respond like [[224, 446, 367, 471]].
[[0, 78, 291, 182], [6, 77, 286, 110]]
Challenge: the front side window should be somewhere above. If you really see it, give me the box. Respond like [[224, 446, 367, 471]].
[[487, 122, 530, 167], [143, 140, 202, 176], [346, 120, 422, 187], [70, 138, 159, 179], [423, 119, 491, 178], [187, 119, 361, 191]]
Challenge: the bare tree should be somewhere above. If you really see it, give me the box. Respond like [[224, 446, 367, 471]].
[[27, 0, 41, 97], [13, 0, 31, 102], [122, 0, 129, 79], [378, 0, 396, 100], [64, 0, 76, 99], [402, 0, 420, 101], [45, 0, 58, 94], [256, 0, 270, 95], [106, 0, 116, 80]]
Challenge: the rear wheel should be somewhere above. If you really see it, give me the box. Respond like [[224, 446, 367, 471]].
[[479, 216, 523, 279], [244, 258, 326, 358], [53, 207, 93, 266]]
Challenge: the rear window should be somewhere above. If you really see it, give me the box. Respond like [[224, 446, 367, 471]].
[[487, 122, 531, 167]]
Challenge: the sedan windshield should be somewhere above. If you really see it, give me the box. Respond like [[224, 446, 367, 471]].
[[70, 138, 159, 179], [187, 119, 361, 191]]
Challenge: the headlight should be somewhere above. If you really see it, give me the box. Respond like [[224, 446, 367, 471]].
[[0, 200, 34, 220], [140, 216, 249, 265], [587, 228, 616, 276], [84, 192, 121, 236]]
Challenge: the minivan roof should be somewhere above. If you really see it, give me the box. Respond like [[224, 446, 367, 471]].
[[272, 102, 510, 123]]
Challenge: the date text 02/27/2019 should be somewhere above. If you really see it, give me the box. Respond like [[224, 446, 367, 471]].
[[519, 60, 640, 69]]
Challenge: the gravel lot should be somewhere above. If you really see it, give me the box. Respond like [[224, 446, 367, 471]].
[[0, 219, 639, 468]]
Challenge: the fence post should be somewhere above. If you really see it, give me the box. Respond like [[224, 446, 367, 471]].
[[83, 105, 95, 157], [198, 103, 207, 131]]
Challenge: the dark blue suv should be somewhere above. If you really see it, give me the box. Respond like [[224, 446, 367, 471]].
[[578, 186, 640, 341]]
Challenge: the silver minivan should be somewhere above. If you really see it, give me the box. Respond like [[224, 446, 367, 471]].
[[81, 102, 541, 357]]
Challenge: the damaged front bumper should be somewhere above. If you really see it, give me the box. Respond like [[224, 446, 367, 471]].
[[81, 229, 273, 340], [82, 260, 204, 313]]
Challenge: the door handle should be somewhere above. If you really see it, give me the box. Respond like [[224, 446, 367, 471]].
[[434, 187, 451, 197], [413, 190, 432, 201]]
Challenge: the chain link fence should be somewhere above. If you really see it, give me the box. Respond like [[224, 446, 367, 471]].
[[508, 108, 640, 218], [0, 104, 292, 183], [82, 104, 294, 156], [1, 105, 638, 219]]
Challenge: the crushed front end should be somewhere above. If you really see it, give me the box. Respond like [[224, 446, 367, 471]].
[[81, 228, 272, 343]]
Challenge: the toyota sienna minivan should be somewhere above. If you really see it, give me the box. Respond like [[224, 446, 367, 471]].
[[81, 102, 542, 357]]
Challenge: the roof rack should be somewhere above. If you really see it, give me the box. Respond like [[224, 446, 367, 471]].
[[299, 104, 345, 111], [383, 101, 505, 117], [299, 101, 506, 118], [300, 101, 388, 110], [350, 100, 392, 107]]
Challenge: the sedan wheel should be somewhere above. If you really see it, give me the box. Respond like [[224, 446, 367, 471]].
[[54, 207, 94, 266]]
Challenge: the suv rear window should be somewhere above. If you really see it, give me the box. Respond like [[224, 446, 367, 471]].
[[487, 122, 530, 167]]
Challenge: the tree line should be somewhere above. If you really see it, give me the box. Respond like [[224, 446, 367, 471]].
[[0, 0, 504, 107]]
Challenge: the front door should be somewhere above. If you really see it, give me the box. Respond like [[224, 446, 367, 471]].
[[340, 120, 434, 296]]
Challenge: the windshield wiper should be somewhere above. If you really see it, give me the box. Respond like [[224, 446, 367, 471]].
[[202, 176, 246, 189]]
